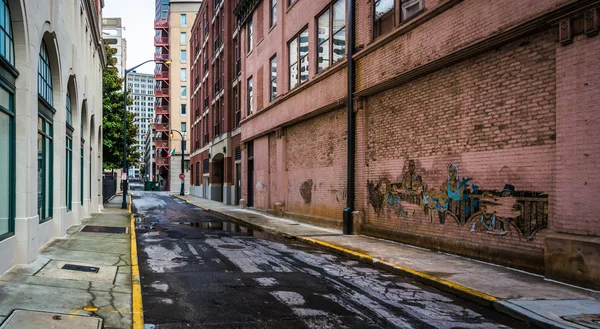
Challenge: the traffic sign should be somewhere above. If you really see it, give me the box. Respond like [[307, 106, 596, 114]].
[[179, 173, 185, 180]]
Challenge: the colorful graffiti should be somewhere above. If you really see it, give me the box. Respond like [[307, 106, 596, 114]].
[[367, 161, 549, 240]]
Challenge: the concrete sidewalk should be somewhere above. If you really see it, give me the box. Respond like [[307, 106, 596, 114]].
[[0, 197, 133, 329], [174, 193, 600, 329]]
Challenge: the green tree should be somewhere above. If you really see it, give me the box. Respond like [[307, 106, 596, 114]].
[[102, 41, 140, 170]]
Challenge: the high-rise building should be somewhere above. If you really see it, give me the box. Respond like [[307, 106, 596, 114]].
[[154, 0, 202, 192], [126, 72, 155, 179], [102, 17, 126, 77], [189, 0, 241, 204]]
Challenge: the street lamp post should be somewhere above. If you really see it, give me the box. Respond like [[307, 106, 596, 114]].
[[170, 129, 186, 196], [122, 58, 171, 209]]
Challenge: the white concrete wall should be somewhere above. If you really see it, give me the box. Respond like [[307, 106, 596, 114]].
[[0, 0, 104, 275]]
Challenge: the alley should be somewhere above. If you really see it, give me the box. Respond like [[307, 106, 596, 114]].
[[133, 192, 532, 329]]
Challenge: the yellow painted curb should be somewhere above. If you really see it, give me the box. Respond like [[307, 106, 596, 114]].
[[129, 194, 144, 329], [300, 237, 498, 303]]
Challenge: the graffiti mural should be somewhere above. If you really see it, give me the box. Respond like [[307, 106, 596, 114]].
[[367, 161, 549, 240]]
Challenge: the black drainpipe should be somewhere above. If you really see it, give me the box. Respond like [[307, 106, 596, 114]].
[[343, 0, 356, 235]]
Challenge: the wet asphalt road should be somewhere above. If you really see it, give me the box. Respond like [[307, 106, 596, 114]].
[[133, 192, 534, 329]]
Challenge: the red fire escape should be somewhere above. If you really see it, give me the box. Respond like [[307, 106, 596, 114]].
[[154, 14, 171, 190]]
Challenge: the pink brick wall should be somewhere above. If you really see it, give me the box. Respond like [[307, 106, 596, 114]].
[[554, 34, 600, 236], [355, 0, 571, 92], [361, 30, 557, 252], [284, 108, 348, 219], [252, 135, 270, 210]]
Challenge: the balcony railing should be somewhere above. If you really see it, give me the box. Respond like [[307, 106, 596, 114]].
[[155, 105, 169, 115], [155, 87, 169, 97], [154, 18, 169, 29], [155, 123, 169, 131], [155, 71, 169, 80], [155, 53, 170, 62], [155, 36, 169, 45], [155, 156, 169, 166], [155, 140, 169, 148]]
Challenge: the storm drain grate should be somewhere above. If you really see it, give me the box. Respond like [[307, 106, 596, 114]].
[[81, 225, 127, 234], [62, 264, 100, 273]]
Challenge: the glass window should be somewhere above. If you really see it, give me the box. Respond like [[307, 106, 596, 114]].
[[373, 0, 395, 38], [38, 116, 53, 222], [38, 41, 53, 105], [180, 50, 187, 62], [318, 0, 346, 73], [66, 136, 72, 211], [180, 32, 187, 46], [181, 122, 186, 133], [247, 77, 253, 115], [289, 28, 308, 89], [270, 0, 277, 27], [401, 0, 424, 20], [181, 104, 187, 115], [180, 14, 187, 27], [66, 91, 72, 126], [247, 18, 253, 53], [181, 86, 187, 98], [181, 68, 187, 82], [288, 0, 295, 7], [270, 56, 277, 101], [0, 0, 15, 66], [0, 86, 14, 240]]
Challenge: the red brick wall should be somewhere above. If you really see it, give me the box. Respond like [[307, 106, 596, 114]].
[[361, 30, 556, 252], [355, 0, 572, 92], [285, 108, 347, 219], [554, 34, 600, 236], [253, 136, 270, 210]]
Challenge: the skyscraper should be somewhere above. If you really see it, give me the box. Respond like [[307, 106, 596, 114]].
[[126, 72, 155, 179]]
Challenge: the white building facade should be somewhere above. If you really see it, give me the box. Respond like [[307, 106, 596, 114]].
[[0, 0, 105, 276], [126, 71, 155, 179]]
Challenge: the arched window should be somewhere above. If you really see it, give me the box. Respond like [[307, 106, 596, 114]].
[[0, 0, 15, 241], [38, 40, 54, 222], [38, 41, 53, 105], [0, 0, 15, 66]]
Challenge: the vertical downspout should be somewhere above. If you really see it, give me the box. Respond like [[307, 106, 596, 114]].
[[343, 0, 356, 235]]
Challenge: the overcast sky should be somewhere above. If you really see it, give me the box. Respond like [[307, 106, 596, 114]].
[[103, 0, 156, 74]]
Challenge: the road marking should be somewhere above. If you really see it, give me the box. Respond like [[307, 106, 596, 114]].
[[130, 194, 144, 329], [187, 242, 199, 256]]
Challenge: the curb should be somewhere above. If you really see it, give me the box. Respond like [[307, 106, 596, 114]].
[[129, 194, 144, 329], [171, 194, 499, 307]]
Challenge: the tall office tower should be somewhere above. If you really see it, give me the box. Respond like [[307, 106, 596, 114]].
[[126, 72, 156, 179], [102, 17, 126, 77], [154, 0, 202, 192]]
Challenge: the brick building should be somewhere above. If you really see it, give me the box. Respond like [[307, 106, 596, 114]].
[[189, 0, 243, 204], [234, 0, 600, 289]]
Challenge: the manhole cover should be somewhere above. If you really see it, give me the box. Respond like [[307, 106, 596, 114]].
[[562, 314, 600, 329], [217, 244, 245, 250], [81, 226, 127, 234], [62, 264, 99, 273]]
